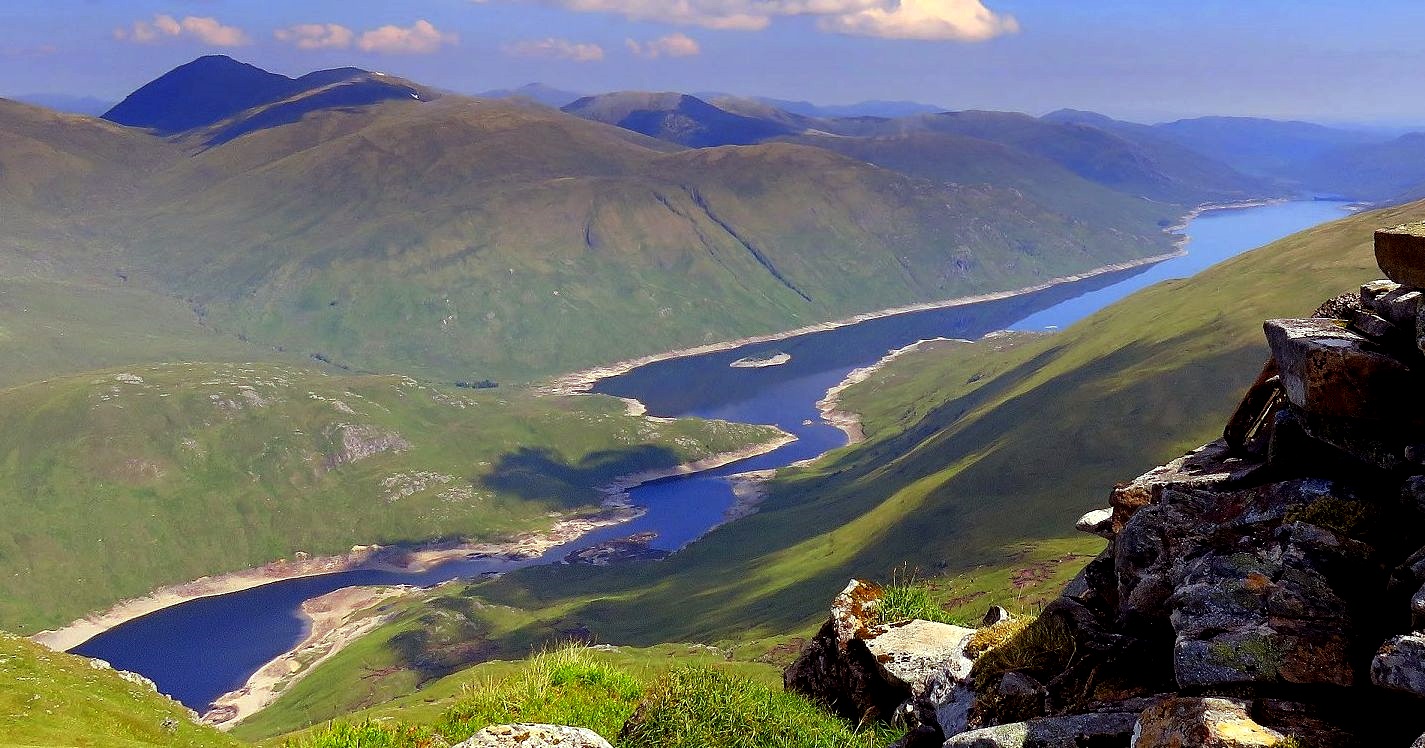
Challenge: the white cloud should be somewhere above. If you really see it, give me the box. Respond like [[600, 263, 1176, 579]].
[[357, 19, 458, 55], [514, 0, 1018, 40], [626, 33, 701, 59], [819, 0, 1019, 41], [275, 23, 356, 50], [503, 37, 606, 62], [114, 14, 251, 47]]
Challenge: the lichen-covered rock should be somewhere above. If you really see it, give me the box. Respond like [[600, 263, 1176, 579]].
[[455, 724, 612, 748], [943, 712, 1138, 747], [1132, 697, 1284, 748], [1371, 633, 1425, 697], [1264, 318, 1416, 422]]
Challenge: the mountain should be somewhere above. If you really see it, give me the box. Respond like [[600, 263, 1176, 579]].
[[562, 91, 799, 147], [833, 110, 1281, 206], [1154, 115, 1385, 178], [10, 93, 113, 116], [1292, 131, 1425, 202], [1, 58, 1190, 385], [479, 82, 586, 108], [753, 96, 944, 119], [101, 55, 427, 138]]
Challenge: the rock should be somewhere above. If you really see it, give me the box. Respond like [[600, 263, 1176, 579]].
[[1371, 633, 1425, 697], [1361, 279, 1403, 308], [455, 724, 612, 748], [1376, 287, 1423, 328], [1264, 318, 1417, 422], [1223, 361, 1283, 456], [942, 712, 1139, 747], [1108, 440, 1262, 534], [784, 580, 976, 738], [1375, 223, 1425, 288], [983, 606, 1014, 626], [1414, 732, 1425, 748], [1132, 697, 1285, 748], [1075, 509, 1114, 539], [1348, 308, 1400, 341], [563, 532, 669, 565]]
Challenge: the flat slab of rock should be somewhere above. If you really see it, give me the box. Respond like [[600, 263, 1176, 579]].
[[1263, 318, 1415, 421], [942, 712, 1138, 747], [455, 724, 612, 748], [1375, 223, 1425, 288], [1134, 697, 1285, 748], [865, 619, 976, 692]]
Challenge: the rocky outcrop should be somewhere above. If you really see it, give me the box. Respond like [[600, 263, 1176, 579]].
[[784, 580, 979, 745], [959, 223, 1425, 745], [789, 224, 1425, 746], [455, 724, 612, 748]]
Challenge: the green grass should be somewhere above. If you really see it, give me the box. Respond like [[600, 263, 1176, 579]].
[[0, 632, 240, 747], [873, 576, 968, 627], [0, 361, 779, 633], [275, 644, 887, 748]]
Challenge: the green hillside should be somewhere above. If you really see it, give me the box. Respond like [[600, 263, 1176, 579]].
[[5, 64, 1191, 386], [246, 193, 1409, 736], [0, 632, 240, 747], [0, 362, 778, 632]]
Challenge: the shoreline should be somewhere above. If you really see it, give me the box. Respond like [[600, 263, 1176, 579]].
[[201, 585, 414, 729], [539, 247, 1192, 399], [30, 430, 797, 654], [815, 337, 968, 445]]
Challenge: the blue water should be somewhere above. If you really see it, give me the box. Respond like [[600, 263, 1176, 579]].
[[71, 200, 1348, 713]]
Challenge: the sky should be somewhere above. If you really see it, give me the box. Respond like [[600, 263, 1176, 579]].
[[2, 0, 1424, 124]]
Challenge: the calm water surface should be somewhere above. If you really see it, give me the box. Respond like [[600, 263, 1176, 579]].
[[72, 200, 1348, 712]]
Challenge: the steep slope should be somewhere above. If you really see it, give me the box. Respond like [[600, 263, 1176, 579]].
[[562, 91, 798, 147], [98, 96, 1174, 383], [0, 361, 778, 633], [411, 198, 1407, 647], [0, 633, 240, 747]]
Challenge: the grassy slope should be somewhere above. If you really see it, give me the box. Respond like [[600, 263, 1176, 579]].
[[261, 196, 1402, 728], [5, 95, 1178, 385], [0, 362, 778, 633], [0, 632, 240, 747]]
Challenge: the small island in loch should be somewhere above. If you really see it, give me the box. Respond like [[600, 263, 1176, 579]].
[[729, 351, 792, 369]]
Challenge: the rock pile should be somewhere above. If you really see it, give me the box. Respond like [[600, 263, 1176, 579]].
[[788, 223, 1425, 747]]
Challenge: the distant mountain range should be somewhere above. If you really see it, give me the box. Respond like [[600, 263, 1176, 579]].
[[2, 56, 1207, 387]]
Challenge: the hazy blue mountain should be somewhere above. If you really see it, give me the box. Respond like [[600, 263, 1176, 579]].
[[10, 93, 113, 116], [479, 83, 586, 108], [562, 91, 798, 147]]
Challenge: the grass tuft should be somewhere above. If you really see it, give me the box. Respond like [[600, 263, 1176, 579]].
[[968, 615, 1076, 688], [620, 666, 898, 748]]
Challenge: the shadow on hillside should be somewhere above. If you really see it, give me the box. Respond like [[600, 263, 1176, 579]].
[[481, 445, 682, 508]]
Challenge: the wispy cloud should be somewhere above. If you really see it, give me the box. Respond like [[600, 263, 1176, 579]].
[[114, 14, 251, 47], [625, 33, 701, 59], [503, 37, 606, 62], [510, 0, 1018, 41], [357, 20, 458, 55], [274, 23, 355, 50]]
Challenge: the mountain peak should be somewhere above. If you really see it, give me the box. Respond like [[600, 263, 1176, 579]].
[[103, 56, 300, 134]]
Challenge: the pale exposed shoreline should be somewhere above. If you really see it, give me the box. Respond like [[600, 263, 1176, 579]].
[[30, 430, 795, 654], [202, 585, 414, 729], [815, 337, 968, 445], [539, 248, 1188, 399]]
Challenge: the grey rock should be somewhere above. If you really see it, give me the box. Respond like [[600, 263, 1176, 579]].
[[1377, 287, 1423, 327], [1264, 318, 1415, 422], [1361, 279, 1402, 308], [1348, 308, 1399, 341], [455, 724, 612, 748], [1375, 222, 1425, 288], [1372, 633, 1425, 697], [942, 712, 1138, 747], [1075, 508, 1114, 539]]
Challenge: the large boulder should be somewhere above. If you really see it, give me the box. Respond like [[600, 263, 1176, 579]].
[[455, 724, 612, 748], [1132, 697, 1284, 748], [1374, 223, 1425, 288], [1263, 318, 1416, 422]]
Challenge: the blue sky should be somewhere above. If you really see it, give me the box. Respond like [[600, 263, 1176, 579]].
[[2, 0, 1422, 123]]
